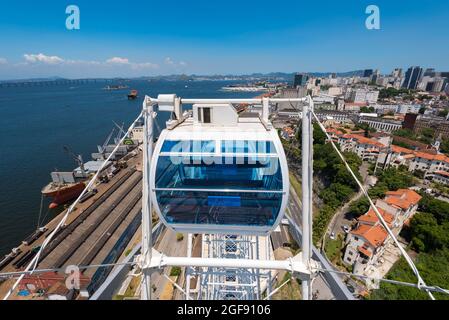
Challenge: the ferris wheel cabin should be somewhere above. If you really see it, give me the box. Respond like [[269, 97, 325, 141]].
[[149, 95, 290, 235]]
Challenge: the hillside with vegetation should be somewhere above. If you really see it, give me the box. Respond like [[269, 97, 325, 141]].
[[370, 195, 449, 300]]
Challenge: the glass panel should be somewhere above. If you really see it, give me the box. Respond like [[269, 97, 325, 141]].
[[161, 140, 215, 153], [203, 107, 211, 123], [155, 156, 282, 191], [155, 190, 282, 227], [221, 140, 276, 154]]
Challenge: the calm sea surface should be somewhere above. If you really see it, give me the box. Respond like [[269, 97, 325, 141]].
[[0, 80, 259, 255]]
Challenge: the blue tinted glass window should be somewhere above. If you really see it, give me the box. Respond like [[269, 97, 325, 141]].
[[161, 140, 215, 153], [221, 140, 276, 153], [155, 190, 281, 227], [155, 156, 282, 191]]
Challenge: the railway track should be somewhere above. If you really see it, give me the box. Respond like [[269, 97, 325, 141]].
[[35, 169, 138, 267], [40, 170, 143, 269], [52, 180, 142, 269], [6, 170, 132, 270]]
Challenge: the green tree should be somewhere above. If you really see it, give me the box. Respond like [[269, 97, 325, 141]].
[[438, 109, 449, 117], [393, 128, 415, 139], [418, 195, 449, 224], [360, 106, 375, 113], [419, 128, 435, 144], [370, 249, 449, 300], [348, 197, 370, 218], [440, 138, 449, 155]]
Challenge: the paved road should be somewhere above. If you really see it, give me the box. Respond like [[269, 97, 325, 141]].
[[150, 228, 187, 299], [328, 162, 375, 240]]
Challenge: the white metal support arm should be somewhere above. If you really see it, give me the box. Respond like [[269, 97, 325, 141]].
[[138, 248, 318, 282]]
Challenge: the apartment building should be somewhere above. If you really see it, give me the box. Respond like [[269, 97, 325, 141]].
[[376, 145, 449, 184], [337, 134, 386, 161], [358, 116, 403, 133], [344, 189, 421, 275]]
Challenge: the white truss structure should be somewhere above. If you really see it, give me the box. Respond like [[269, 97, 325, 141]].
[[192, 234, 273, 300], [139, 95, 317, 300]]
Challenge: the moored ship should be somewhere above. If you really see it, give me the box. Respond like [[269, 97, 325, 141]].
[[41, 181, 86, 209], [41, 151, 89, 209], [41, 125, 141, 209], [127, 89, 138, 99]]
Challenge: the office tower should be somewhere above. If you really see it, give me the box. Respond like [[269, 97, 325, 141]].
[[363, 69, 373, 77], [402, 66, 423, 89], [293, 73, 309, 87]]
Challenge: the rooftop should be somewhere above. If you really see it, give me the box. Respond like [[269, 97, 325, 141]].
[[358, 207, 395, 227], [435, 170, 449, 177], [391, 145, 414, 155], [351, 224, 388, 248], [343, 134, 385, 148], [384, 189, 422, 210], [358, 245, 373, 257]]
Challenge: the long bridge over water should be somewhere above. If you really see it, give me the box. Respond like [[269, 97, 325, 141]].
[[0, 78, 125, 88]]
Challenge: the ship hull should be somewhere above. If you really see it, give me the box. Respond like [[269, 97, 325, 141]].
[[42, 182, 85, 209]]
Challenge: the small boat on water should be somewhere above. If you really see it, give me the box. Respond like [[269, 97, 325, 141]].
[[128, 89, 138, 100], [104, 85, 128, 91]]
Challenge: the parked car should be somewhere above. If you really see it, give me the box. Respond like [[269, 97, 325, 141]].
[[343, 225, 350, 233], [330, 232, 336, 240]]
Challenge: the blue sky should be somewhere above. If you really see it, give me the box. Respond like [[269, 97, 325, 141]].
[[0, 0, 448, 79]]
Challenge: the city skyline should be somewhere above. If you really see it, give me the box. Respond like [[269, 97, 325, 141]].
[[0, 1, 448, 79]]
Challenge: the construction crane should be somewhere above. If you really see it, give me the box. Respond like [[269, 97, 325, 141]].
[[97, 127, 117, 154], [63, 145, 86, 177]]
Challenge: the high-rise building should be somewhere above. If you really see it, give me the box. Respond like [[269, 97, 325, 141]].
[[371, 70, 380, 83], [424, 68, 436, 77], [392, 68, 403, 78], [402, 66, 423, 90], [363, 69, 373, 78], [293, 73, 309, 87], [432, 78, 447, 92], [348, 88, 379, 103]]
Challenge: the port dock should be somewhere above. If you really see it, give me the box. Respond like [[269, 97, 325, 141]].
[[0, 149, 145, 299]]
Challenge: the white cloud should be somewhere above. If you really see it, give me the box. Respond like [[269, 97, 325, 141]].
[[106, 57, 130, 65], [24, 53, 64, 64], [66, 59, 101, 66], [164, 57, 187, 68], [131, 62, 159, 70], [164, 57, 175, 65], [0, 58, 7, 65], [12, 54, 158, 77], [106, 57, 158, 70]]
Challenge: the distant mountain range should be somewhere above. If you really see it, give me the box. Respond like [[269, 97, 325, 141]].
[[139, 70, 365, 82], [1, 71, 365, 83]]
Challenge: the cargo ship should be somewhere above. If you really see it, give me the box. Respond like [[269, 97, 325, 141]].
[[42, 180, 86, 209], [41, 125, 141, 209], [41, 151, 89, 209], [127, 89, 138, 100]]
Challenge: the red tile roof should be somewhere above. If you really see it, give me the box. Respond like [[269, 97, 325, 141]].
[[345, 134, 386, 148], [384, 189, 422, 210], [413, 152, 449, 164], [351, 224, 388, 248], [435, 171, 449, 177], [358, 245, 373, 257], [391, 145, 414, 155], [345, 102, 368, 107], [358, 207, 394, 227]]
